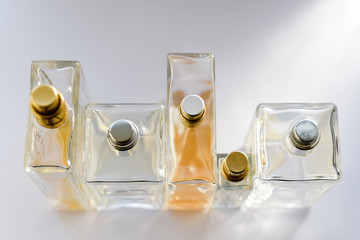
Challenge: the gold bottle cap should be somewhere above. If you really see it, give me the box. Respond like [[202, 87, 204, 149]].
[[30, 85, 68, 128], [222, 151, 249, 182], [179, 94, 205, 125]]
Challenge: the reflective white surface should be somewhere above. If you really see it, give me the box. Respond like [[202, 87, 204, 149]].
[[1, 0, 359, 239]]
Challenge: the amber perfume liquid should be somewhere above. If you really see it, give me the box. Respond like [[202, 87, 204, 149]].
[[29, 114, 83, 209], [167, 53, 217, 210], [24, 61, 90, 210]]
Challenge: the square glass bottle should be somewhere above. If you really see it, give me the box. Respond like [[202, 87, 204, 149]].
[[82, 104, 165, 210], [24, 61, 90, 210], [166, 53, 217, 210], [213, 152, 253, 208], [245, 103, 341, 208]]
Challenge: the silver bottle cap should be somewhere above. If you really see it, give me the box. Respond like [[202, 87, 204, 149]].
[[290, 119, 320, 150], [179, 95, 205, 121], [107, 119, 138, 151]]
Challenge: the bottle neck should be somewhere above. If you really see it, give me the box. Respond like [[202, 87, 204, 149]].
[[30, 85, 68, 129]]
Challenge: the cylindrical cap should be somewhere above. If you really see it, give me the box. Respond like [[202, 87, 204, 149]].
[[222, 151, 249, 182], [30, 85, 68, 128], [179, 95, 205, 122], [290, 119, 320, 150], [107, 119, 139, 151]]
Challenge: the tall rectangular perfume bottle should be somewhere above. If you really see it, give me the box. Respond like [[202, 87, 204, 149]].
[[82, 104, 165, 210], [24, 61, 90, 210], [213, 152, 253, 208], [245, 103, 341, 208], [167, 53, 217, 210]]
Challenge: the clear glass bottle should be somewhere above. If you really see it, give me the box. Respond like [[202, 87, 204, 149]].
[[82, 104, 165, 210], [24, 61, 90, 210], [245, 103, 341, 208], [213, 152, 253, 208], [166, 53, 217, 210]]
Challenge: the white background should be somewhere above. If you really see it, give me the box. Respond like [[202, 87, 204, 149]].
[[1, 0, 359, 239]]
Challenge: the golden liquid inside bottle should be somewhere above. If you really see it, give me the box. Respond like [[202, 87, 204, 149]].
[[34, 167, 84, 210], [168, 90, 216, 210], [29, 85, 84, 210], [31, 118, 71, 168]]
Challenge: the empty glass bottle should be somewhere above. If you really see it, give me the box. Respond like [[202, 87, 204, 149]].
[[245, 103, 341, 208], [24, 61, 90, 210], [82, 104, 165, 210], [166, 53, 217, 210]]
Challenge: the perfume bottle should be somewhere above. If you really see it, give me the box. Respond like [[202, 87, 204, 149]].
[[166, 53, 217, 210], [24, 61, 90, 210], [82, 104, 165, 210], [245, 103, 341, 208], [213, 151, 253, 208]]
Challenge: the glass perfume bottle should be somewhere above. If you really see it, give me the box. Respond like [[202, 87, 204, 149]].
[[213, 151, 253, 208], [245, 103, 341, 208], [82, 104, 165, 210], [24, 61, 90, 210], [167, 53, 217, 210]]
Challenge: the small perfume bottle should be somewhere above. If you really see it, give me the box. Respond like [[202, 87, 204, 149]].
[[82, 104, 165, 210], [245, 103, 341, 208], [24, 61, 90, 210], [166, 53, 217, 210], [213, 151, 253, 208]]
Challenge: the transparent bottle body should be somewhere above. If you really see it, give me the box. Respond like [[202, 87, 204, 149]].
[[245, 103, 341, 208], [213, 154, 253, 208], [167, 53, 217, 210], [83, 104, 165, 210], [24, 61, 90, 210]]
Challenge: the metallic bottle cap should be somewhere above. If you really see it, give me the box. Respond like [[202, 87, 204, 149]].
[[107, 119, 139, 151], [222, 151, 249, 182], [179, 95, 205, 122], [290, 119, 320, 150], [30, 85, 68, 128]]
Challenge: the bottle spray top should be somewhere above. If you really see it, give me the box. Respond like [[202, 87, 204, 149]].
[[222, 151, 249, 182], [107, 119, 139, 151], [30, 85, 68, 128], [290, 119, 320, 150]]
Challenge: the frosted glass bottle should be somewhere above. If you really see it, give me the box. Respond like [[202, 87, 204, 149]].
[[245, 103, 341, 208], [166, 53, 217, 210], [213, 152, 253, 208], [82, 104, 165, 210], [24, 61, 90, 210]]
